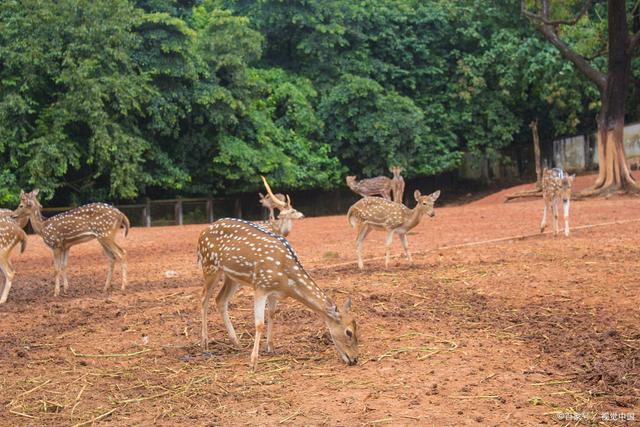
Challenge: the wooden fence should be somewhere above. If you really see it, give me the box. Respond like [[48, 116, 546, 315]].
[[41, 197, 219, 227], [29, 173, 461, 228]]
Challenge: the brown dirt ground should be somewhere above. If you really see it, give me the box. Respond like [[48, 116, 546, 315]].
[[1, 173, 639, 426]]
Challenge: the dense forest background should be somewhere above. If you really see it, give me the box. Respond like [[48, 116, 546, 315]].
[[0, 0, 638, 205]]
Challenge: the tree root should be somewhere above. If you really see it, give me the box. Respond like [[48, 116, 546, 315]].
[[505, 186, 543, 202], [579, 182, 640, 197]]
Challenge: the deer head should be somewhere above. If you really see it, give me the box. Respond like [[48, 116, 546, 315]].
[[389, 166, 403, 177], [325, 298, 358, 365], [261, 176, 304, 220], [413, 189, 440, 217], [12, 189, 41, 220]]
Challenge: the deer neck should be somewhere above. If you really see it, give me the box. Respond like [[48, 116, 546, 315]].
[[277, 217, 292, 235], [287, 272, 339, 323], [28, 208, 46, 235], [401, 204, 425, 231]]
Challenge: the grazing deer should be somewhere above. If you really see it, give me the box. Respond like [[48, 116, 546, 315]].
[[389, 166, 405, 204], [258, 192, 286, 220], [259, 176, 304, 237], [198, 218, 358, 369], [540, 168, 574, 237], [347, 190, 441, 270], [12, 190, 130, 296], [0, 208, 28, 229], [0, 217, 27, 304], [346, 175, 393, 200]]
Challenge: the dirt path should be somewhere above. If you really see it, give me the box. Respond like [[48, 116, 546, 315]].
[[1, 178, 638, 426]]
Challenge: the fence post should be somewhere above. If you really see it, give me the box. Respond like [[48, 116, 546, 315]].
[[234, 198, 242, 219], [175, 196, 183, 225], [206, 195, 214, 223], [144, 197, 151, 227]]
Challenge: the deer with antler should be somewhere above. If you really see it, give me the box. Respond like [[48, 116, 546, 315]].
[[346, 175, 392, 200], [347, 189, 441, 269], [259, 176, 304, 237], [198, 218, 358, 369], [0, 216, 27, 304], [389, 166, 405, 204], [12, 190, 130, 296]]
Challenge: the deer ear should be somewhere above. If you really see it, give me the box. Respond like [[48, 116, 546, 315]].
[[20, 190, 25, 197], [326, 300, 340, 318], [569, 174, 576, 182], [430, 190, 441, 201], [343, 297, 352, 312], [414, 190, 421, 201], [32, 189, 39, 196]]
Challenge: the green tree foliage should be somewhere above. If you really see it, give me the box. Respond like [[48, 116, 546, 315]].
[[0, 0, 637, 204], [0, 0, 155, 202], [213, 68, 342, 192]]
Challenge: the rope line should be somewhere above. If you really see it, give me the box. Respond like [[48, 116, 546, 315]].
[[309, 217, 640, 272]]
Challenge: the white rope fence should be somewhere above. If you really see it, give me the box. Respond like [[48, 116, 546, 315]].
[[310, 217, 640, 272]]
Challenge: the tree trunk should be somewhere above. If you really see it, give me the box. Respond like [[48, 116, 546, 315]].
[[581, 0, 639, 195], [530, 120, 542, 188]]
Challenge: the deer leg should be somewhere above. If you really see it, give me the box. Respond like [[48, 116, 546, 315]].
[[0, 252, 14, 304], [551, 198, 559, 236], [202, 269, 223, 350], [563, 198, 571, 237], [52, 249, 63, 297], [399, 233, 412, 263], [61, 249, 69, 292], [100, 244, 116, 292], [355, 224, 371, 270], [384, 231, 394, 269], [540, 198, 548, 233], [266, 295, 279, 353], [250, 289, 268, 371], [109, 241, 127, 291], [215, 276, 241, 347]]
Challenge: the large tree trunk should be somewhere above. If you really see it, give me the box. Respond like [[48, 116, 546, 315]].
[[531, 119, 542, 188], [581, 0, 639, 195]]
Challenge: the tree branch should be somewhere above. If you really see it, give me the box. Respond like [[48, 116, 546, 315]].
[[584, 47, 608, 60], [521, 0, 606, 90], [630, 32, 640, 54], [521, 0, 593, 26]]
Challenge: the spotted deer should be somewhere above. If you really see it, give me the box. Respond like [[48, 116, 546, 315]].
[[0, 208, 28, 229], [259, 176, 304, 237], [389, 166, 405, 204], [12, 190, 130, 296], [540, 168, 574, 237], [346, 175, 392, 200], [0, 216, 27, 304], [347, 189, 441, 270], [197, 218, 358, 369]]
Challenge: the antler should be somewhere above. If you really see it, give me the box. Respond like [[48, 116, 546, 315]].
[[261, 176, 287, 208]]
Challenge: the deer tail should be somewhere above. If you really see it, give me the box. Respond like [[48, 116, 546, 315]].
[[347, 208, 357, 228], [121, 214, 130, 237]]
